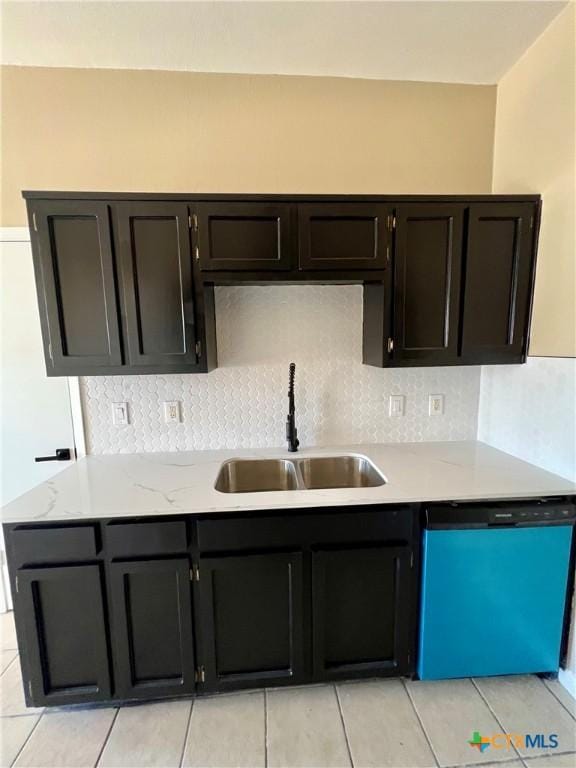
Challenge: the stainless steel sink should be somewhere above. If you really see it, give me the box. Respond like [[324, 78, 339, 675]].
[[215, 454, 386, 493], [214, 459, 299, 493], [298, 455, 386, 489]]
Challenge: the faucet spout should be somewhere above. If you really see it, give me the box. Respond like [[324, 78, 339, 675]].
[[286, 363, 300, 452]]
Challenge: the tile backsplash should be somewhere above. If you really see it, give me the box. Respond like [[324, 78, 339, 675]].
[[81, 285, 481, 454]]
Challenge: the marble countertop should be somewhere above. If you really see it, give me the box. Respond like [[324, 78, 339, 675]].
[[2, 441, 575, 524]]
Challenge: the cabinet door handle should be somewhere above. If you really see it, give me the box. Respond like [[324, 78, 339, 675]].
[[34, 448, 72, 463]]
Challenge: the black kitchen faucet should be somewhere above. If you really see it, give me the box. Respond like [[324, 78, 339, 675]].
[[286, 363, 299, 452]]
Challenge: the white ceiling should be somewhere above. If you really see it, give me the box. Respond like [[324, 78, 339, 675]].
[[1, 1, 569, 85]]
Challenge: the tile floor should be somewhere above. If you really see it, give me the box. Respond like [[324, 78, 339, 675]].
[[1, 612, 575, 768]]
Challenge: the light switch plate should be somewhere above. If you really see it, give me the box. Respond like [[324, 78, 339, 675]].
[[112, 402, 129, 426], [163, 401, 181, 424], [429, 394, 444, 416], [389, 394, 405, 417]]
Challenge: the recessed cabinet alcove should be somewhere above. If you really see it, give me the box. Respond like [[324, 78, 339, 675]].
[[24, 192, 540, 376]]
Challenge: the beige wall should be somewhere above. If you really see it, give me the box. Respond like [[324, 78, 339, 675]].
[[1, 66, 496, 226], [493, 4, 575, 358]]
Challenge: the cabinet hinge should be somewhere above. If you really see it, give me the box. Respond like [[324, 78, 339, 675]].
[[188, 214, 192, 230], [192, 213, 198, 231], [195, 341, 202, 359], [195, 666, 205, 683], [387, 214, 396, 231], [32, 212, 38, 232], [387, 337, 394, 354], [191, 563, 200, 582]]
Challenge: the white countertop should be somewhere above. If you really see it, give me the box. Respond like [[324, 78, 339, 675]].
[[2, 441, 574, 524]]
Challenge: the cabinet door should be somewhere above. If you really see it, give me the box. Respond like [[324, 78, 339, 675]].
[[197, 203, 292, 271], [312, 546, 412, 680], [31, 201, 122, 373], [299, 204, 390, 270], [392, 205, 463, 364], [196, 552, 304, 691], [116, 202, 198, 368], [110, 559, 195, 699], [461, 203, 536, 363], [17, 565, 111, 706]]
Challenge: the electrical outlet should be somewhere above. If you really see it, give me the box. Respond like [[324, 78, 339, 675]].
[[163, 401, 181, 424], [389, 395, 405, 417], [429, 394, 444, 416], [112, 402, 129, 426]]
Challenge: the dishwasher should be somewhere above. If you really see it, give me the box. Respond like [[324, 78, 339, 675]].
[[418, 499, 575, 680]]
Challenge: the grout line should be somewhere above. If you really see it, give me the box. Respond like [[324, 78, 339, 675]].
[[333, 684, 354, 768], [264, 688, 268, 768], [94, 707, 119, 767], [9, 711, 43, 767], [1, 653, 20, 678], [540, 678, 576, 721], [471, 678, 524, 763], [178, 698, 195, 768], [401, 679, 441, 768], [179, 699, 195, 768]]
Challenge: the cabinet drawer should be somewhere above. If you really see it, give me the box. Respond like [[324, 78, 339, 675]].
[[105, 520, 188, 558], [10, 525, 98, 565], [197, 508, 413, 554]]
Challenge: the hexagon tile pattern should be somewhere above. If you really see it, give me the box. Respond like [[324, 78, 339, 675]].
[[81, 285, 482, 454]]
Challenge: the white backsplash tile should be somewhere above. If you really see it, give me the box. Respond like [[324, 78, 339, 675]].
[[81, 285, 481, 454], [478, 356, 576, 482]]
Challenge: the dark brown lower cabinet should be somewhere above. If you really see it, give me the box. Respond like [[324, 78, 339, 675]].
[[196, 552, 304, 691], [311, 546, 412, 680], [110, 559, 195, 699], [17, 564, 111, 706]]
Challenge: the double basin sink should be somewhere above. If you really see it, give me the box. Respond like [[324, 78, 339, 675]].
[[215, 455, 386, 493]]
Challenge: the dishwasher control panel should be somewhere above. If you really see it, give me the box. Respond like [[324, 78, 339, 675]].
[[426, 499, 576, 528]]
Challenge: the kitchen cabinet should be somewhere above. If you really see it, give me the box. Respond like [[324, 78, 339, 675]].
[[363, 200, 539, 367], [311, 545, 412, 679], [16, 564, 111, 706], [196, 202, 293, 271], [24, 192, 540, 375], [298, 203, 391, 270], [115, 202, 199, 369], [29, 200, 122, 373], [109, 558, 195, 699], [391, 205, 464, 364], [195, 552, 304, 691], [460, 203, 536, 363]]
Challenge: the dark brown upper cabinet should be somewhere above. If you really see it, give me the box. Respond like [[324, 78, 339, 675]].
[[196, 202, 292, 271], [298, 203, 391, 270], [24, 192, 540, 375], [30, 201, 122, 372], [461, 203, 536, 364], [116, 202, 199, 369], [391, 205, 464, 364]]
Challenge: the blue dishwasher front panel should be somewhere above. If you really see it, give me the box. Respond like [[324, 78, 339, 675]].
[[418, 526, 573, 680]]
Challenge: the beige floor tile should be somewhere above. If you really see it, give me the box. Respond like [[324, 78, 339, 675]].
[[98, 699, 192, 768], [182, 692, 264, 768], [1, 715, 40, 768], [1, 651, 17, 675], [475, 677, 576, 757], [542, 680, 576, 719], [406, 678, 515, 766], [337, 679, 436, 768], [0, 661, 43, 717], [472, 762, 524, 768], [267, 685, 351, 768], [13, 708, 117, 768], [1, 613, 18, 652], [523, 754, 576, 767]]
